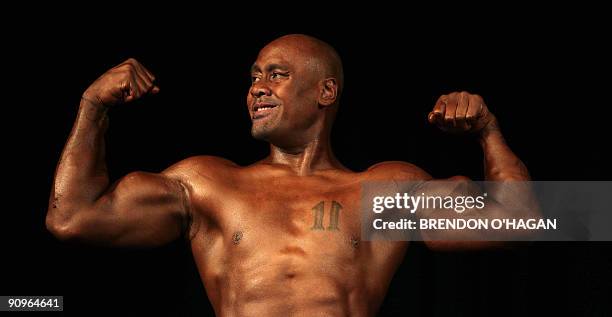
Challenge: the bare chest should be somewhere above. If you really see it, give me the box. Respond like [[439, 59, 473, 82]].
[[213, 180, 362, 254], [186, 176, 371, 275], [186, 172, 407, 313]]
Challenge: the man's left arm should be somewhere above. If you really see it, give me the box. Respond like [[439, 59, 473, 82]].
[[421, 91, 540, 249]]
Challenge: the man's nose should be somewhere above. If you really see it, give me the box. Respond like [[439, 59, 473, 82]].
[[250, 82, 272, 98]]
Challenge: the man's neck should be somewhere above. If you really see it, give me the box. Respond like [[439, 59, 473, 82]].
[[266, 135, 345, 176]]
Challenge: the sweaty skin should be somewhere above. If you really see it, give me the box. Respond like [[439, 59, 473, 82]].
[[46, 34, 535, 316]]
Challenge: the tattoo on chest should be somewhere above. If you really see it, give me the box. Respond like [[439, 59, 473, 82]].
[[310, 200, 342, 231]]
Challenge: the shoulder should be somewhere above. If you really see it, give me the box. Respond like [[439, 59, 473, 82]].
[[168, 155, 238, 169], [365, 161, 432, 181], [162, 155, 239, 181]]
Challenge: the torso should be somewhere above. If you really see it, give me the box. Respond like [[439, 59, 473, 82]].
[[179, 156, 426, 317]]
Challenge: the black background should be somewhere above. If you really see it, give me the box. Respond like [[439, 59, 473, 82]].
[[3, 8, 612, 316]]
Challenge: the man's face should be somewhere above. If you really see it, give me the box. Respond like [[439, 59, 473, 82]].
[[247, 43, 322, 145]]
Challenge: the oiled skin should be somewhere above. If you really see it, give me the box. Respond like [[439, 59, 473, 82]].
[[180, 157, 419, 316]]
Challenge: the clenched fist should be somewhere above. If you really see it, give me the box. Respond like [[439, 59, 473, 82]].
[[428, 91, 497, 134], [82, 58, 159, 108]]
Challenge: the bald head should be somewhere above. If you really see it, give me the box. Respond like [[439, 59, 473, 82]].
[[260, 34, 344, 98], [247, 34, 344, 147]]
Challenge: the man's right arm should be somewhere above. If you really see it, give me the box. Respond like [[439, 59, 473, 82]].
[[46, 58, 190, 247]]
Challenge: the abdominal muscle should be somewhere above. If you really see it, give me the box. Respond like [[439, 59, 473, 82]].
[[213, 245, 370, 317]]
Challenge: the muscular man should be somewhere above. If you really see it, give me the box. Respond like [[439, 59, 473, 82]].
[[46, 34, 534, 316]]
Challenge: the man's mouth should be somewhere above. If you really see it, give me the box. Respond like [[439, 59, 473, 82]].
[[252, 103, 279, 120]]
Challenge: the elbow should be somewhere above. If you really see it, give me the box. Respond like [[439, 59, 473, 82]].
[[45, 211, 82, 242], [488, 165, 530, 181]]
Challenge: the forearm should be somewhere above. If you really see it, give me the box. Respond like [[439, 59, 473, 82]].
[[480, 121, 530, 181], [478, 121, 537, 214], [50, 99, 110, 217]]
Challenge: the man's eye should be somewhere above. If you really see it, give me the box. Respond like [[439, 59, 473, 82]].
[[271, 72, 287, 80], [251, 76, 260, 83]]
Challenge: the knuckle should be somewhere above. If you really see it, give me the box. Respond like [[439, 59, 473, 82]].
[[118, 64, 134, 73], [117, 71, 131, 81]]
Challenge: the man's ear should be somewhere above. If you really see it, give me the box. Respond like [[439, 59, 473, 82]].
[[318, 78, 338, 107]]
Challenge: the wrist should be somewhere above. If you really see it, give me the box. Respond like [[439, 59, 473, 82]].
[[80, 92, 108, 109], [79, 96, 109, 123], [478, 117, 503, 145]]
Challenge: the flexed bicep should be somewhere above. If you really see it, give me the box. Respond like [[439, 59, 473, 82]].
[[49, 171, 191, 248]]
